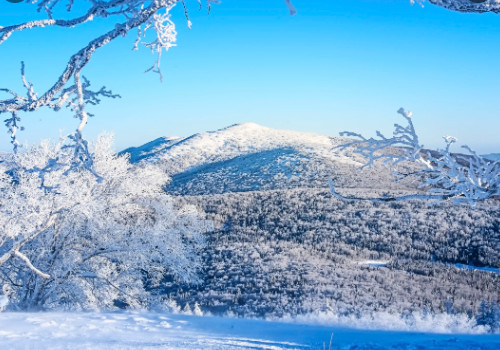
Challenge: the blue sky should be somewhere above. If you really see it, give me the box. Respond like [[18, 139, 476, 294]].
[[1, 0, 500, 153]]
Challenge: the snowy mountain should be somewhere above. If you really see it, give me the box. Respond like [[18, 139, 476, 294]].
[[123, 122, 359, 169], [483, 153, 500, 162], [121, 136, 182, 163], [121, 124, 499, 326], [122, 123, 412, 195]]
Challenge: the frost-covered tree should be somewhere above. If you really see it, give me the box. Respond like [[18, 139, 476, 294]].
[[0, 134, 210, 310], [0, 0, 218, 311], [331, 108, 499, 206]]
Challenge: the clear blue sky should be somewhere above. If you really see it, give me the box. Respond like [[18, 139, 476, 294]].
[[1, 0, 500, 153]]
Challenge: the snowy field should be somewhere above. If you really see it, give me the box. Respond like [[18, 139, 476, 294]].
[[0, 312, 498, 350]]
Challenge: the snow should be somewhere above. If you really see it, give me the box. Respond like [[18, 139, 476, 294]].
[[0, 312, 498, 349], [452, 263, 499, 274], [123, 123, 361, 173], [120, 136, 182, 163], [482, 153, 500, 162], [0, 295, 8, 312], [358, 260, 389, 267]]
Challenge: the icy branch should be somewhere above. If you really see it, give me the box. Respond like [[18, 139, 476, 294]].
[[423, 0, 500, 13], [284, 0, 500, 14], [14, 251, 50, 279], [333, 108, 499, 206], [0, 1, 171, 116], [284, 0, 297, 15], [0, 214, 58, 277], [0, 0, 125, 46], [0, 0, 180, 159], [3, 112, 23, 153]]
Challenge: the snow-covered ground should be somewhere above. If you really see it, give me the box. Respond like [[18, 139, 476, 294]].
[[0, 312, 498, 349], [357, 260, 389, 268]]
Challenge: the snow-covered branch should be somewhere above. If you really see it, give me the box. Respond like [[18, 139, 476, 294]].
[[0, 214, 58, 279], [334, 108, 499, 206], [0, 1, 172, 114], [413, 0, 500, 14], [0, 0, 183, 161], [0, 0, 126, 45], [283, 0, 500, 14], [13, 251, 51, 279], [284, 0, 297, 15], [3, 112, 23, 153]]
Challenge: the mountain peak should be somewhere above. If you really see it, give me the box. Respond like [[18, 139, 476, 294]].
[[223, 122, 271, 131], [122, 123, 359, 174]]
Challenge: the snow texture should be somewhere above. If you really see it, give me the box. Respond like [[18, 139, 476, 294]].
[[123, 123, 363, 176], [0, 312, 498, 349]]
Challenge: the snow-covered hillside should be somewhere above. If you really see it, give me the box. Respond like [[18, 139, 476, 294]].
[[121, 136, 182, 163], [123, 122, 359, 170], [122, 123, 415, 195], [483, 153, 500, 162], [122, 123, 499, 197]]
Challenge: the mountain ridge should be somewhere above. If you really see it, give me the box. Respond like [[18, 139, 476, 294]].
[[120, 123, 407, 195], [122, 123, 360, 168]]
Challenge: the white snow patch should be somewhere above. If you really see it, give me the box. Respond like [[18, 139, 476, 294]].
[[357, 260, 389, 267]]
